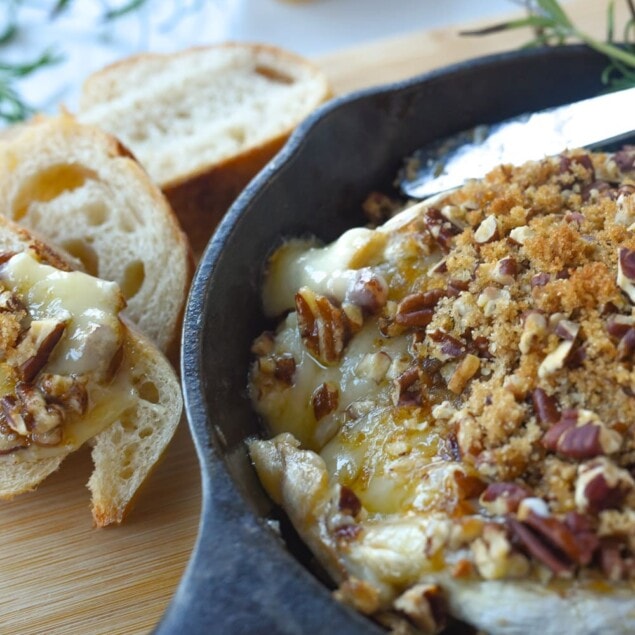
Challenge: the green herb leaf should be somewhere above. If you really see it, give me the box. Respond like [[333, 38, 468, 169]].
[[102, 0, 148, 21], [462, 0, 635, 91]]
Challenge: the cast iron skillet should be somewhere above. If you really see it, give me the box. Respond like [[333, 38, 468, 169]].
[[160, 45, 614, 634]]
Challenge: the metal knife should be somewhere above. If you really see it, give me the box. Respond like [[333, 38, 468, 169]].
[[400, 86, 635, 200]]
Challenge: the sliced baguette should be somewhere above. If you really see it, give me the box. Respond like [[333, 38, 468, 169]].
[[0, 216, 182, 525], [77, 43, 331, 254], [0, 114, 193, 357]]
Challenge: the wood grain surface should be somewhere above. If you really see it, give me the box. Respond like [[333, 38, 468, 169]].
[[0, 1, 613, 632]]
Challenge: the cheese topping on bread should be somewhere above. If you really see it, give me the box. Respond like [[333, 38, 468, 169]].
[[0, 250, 132, 459], [249, 149, 635, 634]]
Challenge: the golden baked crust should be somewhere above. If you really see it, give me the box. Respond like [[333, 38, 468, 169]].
[[249, 149, 635, 634]]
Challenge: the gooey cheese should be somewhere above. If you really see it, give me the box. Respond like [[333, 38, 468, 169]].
[[0, 251, 136, 459]]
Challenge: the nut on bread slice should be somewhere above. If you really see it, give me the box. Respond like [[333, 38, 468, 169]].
[[77, 43, 331, 254], [0, 217, 182, 525], [0, 114, 193, 357]]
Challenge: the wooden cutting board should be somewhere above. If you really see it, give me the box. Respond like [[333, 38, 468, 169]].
[[0, 1, 617, 633]]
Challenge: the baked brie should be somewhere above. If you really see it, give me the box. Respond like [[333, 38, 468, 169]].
[[249, 149, 635, 634]]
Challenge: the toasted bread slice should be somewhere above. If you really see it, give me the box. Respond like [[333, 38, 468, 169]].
[[0, 217, 182, 525], [0, 114, 193, 357], [77, 43, 331, 254]]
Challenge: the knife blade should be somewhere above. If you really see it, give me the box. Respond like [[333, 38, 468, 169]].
[[399, 86, 635, 200]]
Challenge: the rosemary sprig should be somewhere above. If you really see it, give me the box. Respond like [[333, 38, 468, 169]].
[[463, 0, 635, 88], [0, 50, 62, 122], [0, 0, 152, 123]]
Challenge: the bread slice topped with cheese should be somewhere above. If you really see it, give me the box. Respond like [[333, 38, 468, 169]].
[[0, 114, 193, 357], [0, 217, 182, 526], [77, 43, 331, 254]]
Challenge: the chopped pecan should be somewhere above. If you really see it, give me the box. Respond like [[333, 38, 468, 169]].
[[447, 354, 480, 394], [617, 328, 635, 361], [543, 409, 622, 459], [532, 387, 561, 425], [423, 208, 461, 252], [395, 292, 441, 329], [311, 382, 339, 421], [480, 482, 531, 515], [394, 583, 447, 635], [508, 516, 572, 576], [0, 289, 24, 313], [355, 351, 391, 383], [295, 287, 351, 364], [617, 248, 635, 303], [472, 523, 530, 579], [345, 269, 388, 314], [39, 374, 88, 416], [393, 365, 422, 406], [538, 321, 580, 378], [520, 312, 548, 355], [272, 354, 296, 384], [508, 225, 535, 245], [0, 395, 28, 436], [10, 319, 66, 382], [615, 146, 635, 172], [250, 331, 275, 356], [606, 314, 635, 340], [531, 272, 551, 287], [15, 383, 64, 435], [599, 539, 633, 581], [473, 215, 498, 244], [491, 257, 518, 285], [429, 329, 465, 359], [574, 457, 634, 514], [559, 153, 595, 183], [445, 278, 470, 297]]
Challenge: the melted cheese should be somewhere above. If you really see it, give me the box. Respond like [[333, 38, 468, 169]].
[[0, 251, 125, 377], [262, 228, 387, 316]]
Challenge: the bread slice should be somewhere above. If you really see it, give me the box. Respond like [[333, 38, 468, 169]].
[[0, 114, 193, 357], [77, 43, 331, 254], [0, 217, 182, 525]]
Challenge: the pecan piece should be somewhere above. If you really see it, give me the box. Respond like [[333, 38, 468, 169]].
[[617, 248, 635, 303], [508, 517, 573, 576], [10, 319, 66, 382], [394, 584, 447, 635], [574, 457, 634, 514], [39, 374, 88, 416], [474, 215, 499, 244], [423, 208, 461, 252], [15, 383, 64, 435], [447, 353, 480, 394], [543, 409, 622, 459], [532, 387, 560, 425], [311, 382, 339, 420], [395, 292, 441, 328], [344, 269, 388, 314], [429, 329, 465, 359], [480, 482, 531, 515], [295, 287, 351, 364], [393, 365, 422, 406]]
